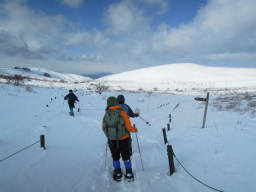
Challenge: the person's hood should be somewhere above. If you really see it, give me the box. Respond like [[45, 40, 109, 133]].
[[107, 96, 119, 107]]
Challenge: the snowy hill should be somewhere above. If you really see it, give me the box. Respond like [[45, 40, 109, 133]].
[[0, 83, 256, 192], [1, 63, 256, 94], [0, 66, 92, 89], [0, 66, 92, 82], [98, 63, 256, 94]]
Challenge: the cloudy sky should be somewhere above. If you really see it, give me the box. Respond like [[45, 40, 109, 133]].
[[0, 0, 255, 74]]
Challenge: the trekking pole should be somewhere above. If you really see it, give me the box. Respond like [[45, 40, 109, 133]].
[[104, 142, 108, 170], [77, 101, 80, 112], [135, 130, 144, 171], [139, 116, 151, 126]]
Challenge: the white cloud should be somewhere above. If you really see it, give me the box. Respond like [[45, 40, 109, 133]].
[[100, 0, 256, 71], [59, 0, 84, 8], [0, 1, 68, 59], [1, 0, 256, 75], [64, 31, 109, 48], [26, 40, 41, 52], [152, 0, 256, 60], [0, 1, 112, 73], [103, 0, 150, 36]]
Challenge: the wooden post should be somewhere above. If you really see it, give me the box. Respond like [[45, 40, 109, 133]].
[[169, 113, 172, 123], [202, 92, 210, 128], [167, 123, 170, 131], [40, 135, 46, 150], [162, 128, 168, 144], [167, 145, 175, 175]]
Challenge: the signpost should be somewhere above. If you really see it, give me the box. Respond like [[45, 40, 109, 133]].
[[194, 92, 210, 128]]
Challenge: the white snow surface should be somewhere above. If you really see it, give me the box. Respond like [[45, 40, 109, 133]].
[[1, 83, 256, 192], [99, 63, 256, 93]]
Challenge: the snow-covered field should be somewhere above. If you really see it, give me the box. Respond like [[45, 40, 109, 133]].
[[1, 83, 256, 192], [98, 63, 256, 94]]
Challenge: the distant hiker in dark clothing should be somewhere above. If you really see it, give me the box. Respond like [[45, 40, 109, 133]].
[[117, 94, 139, 156], [64, 89, 79, 116], [117, 95, 139, 118], [102, 96, 137, 181]]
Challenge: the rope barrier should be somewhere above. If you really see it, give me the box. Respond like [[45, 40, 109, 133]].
[[172, 103, 180, 112], [79, 108, 103, 111], [0, 140, 40, 162], [172, 151, 224, 192]]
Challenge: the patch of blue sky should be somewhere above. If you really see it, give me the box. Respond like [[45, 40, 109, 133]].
[[27, 0, 207, 32], [149, 0, 207, 29], [67, 45, 84, 56], [27, 0, 107, 32]]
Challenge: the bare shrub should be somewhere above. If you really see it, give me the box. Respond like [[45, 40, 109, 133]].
[[248, 101, 256, 108], [13, 75, 24, 86], [26, 86, 33, 92], [212, 93, 256, 117], [0, 74, 23, 85], [95, 82, 109, 94], [44, 73, 51, 77], [244, 93, 256, 101], [22, 67, 31, 72], [225, 101, 239, 110], [13, 66, 31, 72], [175, 88, 184, 92]]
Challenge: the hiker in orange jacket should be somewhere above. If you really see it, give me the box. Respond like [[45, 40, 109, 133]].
[[102, 96, 137, 181]]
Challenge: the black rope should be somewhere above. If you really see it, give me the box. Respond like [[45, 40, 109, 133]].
[[172, 152, 224, 192], [79, 108, 103, 111], [0, 140, 40, 162]]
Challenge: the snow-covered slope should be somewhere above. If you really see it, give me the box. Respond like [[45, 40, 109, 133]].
[[0, 66, 91, 83], [1, 64, 256, 94], [0, 84, 256, 192], [0, 66, 93, 90], [98, 63, 256, 94]]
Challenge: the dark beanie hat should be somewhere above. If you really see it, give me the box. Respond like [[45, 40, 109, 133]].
[[117, 95, 125, 104]]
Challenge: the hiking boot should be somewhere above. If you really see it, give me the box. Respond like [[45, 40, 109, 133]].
[[113, 168, 122, 181], [125, 168, 134, 180]]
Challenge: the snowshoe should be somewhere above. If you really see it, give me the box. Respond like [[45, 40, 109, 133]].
[[113, 168, 122, 182], [125, 168, 134, 182]]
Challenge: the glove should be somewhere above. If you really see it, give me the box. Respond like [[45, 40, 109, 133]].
[[133, 124, 138, 132], [134, 113, 139, 117]]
